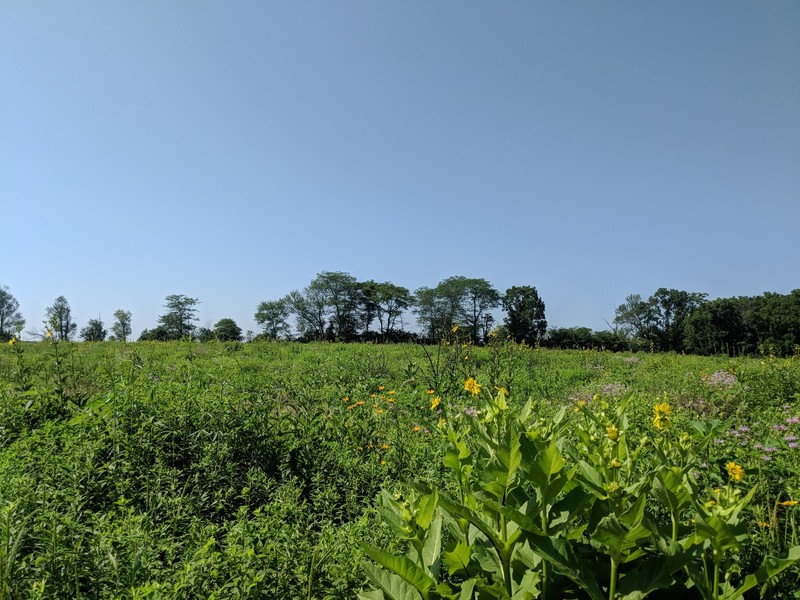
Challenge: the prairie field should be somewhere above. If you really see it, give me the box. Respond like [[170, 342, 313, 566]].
[[1, 339, 799, 599]]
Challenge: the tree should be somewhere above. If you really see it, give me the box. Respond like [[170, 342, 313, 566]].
[[213, 318, 243, 342], [157, 294, 199, 340], [80, 318, 107, 342], [373, 282, 413, 339], [414, 276, 500, 343], [648, 288, 707, 351], [286, 288, 326, 341], [45, 295, 78, 341], [255, 297, 292, 340], [0, 285, 25, 341], [613, 294, 654, 341], [111, 309, 132, 342], [502, 286, 547, 345], [312, 271, 361, 340]]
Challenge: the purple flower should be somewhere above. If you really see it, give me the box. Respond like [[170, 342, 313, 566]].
[[773, 424, 789, 432], [787, 417, 800, 425], [789, 442, 799, 450], [762, 455, 773, 462], [463, 406, 478, 417], [785, 435, 798, 442], [738, 426, 750, 433], [714, 438, 725, 445]]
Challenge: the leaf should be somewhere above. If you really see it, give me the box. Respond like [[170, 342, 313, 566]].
[[362, 545, 436, 594], [415, 490, 438, 530], [725, 545, 800, 599], [616, 551, 691, 599], [574, 461, 607, 499], [441, 539, 473, 578], [651, 468, 692, 515], [362, 562, 421, 600], [421, 513, 442, 572]]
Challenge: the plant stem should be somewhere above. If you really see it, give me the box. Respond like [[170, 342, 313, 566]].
[[609, 557, 619, 600]]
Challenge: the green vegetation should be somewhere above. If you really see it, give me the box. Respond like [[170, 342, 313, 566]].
[[1, 337, 799, 598]]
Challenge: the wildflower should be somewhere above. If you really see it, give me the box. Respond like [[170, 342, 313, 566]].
[[370, 393, 376, 398], [45, 330, 53, 339], [726, 461, 745, 482], [378, 385, 385, 391], [757, 521, 770, 528], [788, 417, 800, 425], [380, 460, 386, 465], [779, 500, 798, 507], [7, 337, 15, 346], [375, 409, 384, 414], [606, 424, 620, 442], [463, 406, 478, 417], [575, 399, 586, 413], [387, 390, 395, 395], [426, 389, 435, 395], [412, 425, 421, 432], [451, 325, 459, 333], [653, 402, 672, 429], [464, 377, 481, 397], [380, 443, 389, 450], [789, 443, 799, 449], [430, 396, 440, 410], [607, 482, 620, 494], [610, 458, 622, 469], [342, 396, 349, 402], [495, 386, 508, 397]]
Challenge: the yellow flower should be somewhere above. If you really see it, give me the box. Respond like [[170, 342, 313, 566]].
[[430, 396, 441, 410], [779, 500, 799, 507], [757, 521, 771, 528], [412, 425, 421, 432], [378, 385, 385, 391], [370, 393, 376, 398], [342, 396, 349, 402], [606, 424, 619, 442], [574, 399, 586, 413], [45, 330, 53, 339], [375, 408, 384, 414], [610, 458, 622, 469], [426, 389, 435, 395], [495, 386, 508, 397], [387, 390, 395, 395], [653, 402, 672, 429], [380, 460, 386, 465], [464, 377, 481, 397], [381, 443, 389, 450], [7, 337, 15, 346], [726, 461, 745, 482], [451, 325, 459, 333]]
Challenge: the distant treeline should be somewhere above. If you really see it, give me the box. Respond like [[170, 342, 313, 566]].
[[1, 276, 798, 356]]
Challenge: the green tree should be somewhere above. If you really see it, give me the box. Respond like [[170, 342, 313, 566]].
[[612, 293, 654, 341], [111, 309, 132, 342], [255, 297, 292, 340], [157, 294, 199, 340], [414, 276, 499, 343], [45, 295, 78, 341], [373, 281, 413, 339], [648, 288, 707, 351], [501, 285, 547, 345], [213, 318, 243, 342], [0, 285, 25, 341], [80, 318, 107, 341]]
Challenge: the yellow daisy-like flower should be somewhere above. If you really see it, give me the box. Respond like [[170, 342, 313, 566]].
[[426, 389, 435, 395], [451, 325, 459, 333], [380, 443, 389, 450], [779, 500, 799, 507], [606, 424, 620, 442], [45, 330, 53, 339], [464, 377, 481, 397], [430, 396, 441, 410], [412, 425, 421, 432], [726, 461, 745, 482], [7, 337, 15, 346], [574, 399, 586, 413], [378, 385, 385, 391], [653, 402, 672, 429]]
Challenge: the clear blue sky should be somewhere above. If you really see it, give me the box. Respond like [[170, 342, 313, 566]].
[[2, 2, 798, 338]]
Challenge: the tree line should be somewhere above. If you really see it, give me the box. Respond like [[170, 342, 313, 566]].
[[1, 278, 798, 356]]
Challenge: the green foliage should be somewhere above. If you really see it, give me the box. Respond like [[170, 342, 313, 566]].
[[0, 286, 25, 342], [502, 286, 547, 345]]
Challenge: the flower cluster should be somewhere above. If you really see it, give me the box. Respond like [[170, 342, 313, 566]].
[[702, 369, 737, 388]]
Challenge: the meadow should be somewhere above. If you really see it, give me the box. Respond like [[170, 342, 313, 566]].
[[1, 337, 799, 599]]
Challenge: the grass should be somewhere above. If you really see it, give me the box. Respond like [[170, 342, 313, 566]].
[[0, 339, 798, 598]]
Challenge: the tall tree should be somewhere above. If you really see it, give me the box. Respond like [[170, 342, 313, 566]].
[[111, 309, 132, 342], [45, 295, 78, 341], [460, 278, 501, 344], [255, 297, 292, 340], [80, 318, 107, 342], [414, 276, 500, 343], [502, 286, 547, 344], [157, 294, 199, 340], [0, 285, 25, 341], [213, 318, 243, 342], [286, 288, 327, 341], [613, 294, 654, 341], [648, 288, 707, 351], [373, 282, 413, 339]]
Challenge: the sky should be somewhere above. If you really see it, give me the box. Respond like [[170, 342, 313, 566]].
[[2, 1, 799, 338]]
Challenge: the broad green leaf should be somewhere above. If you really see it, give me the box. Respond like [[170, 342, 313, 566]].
[[421, 513, 443, 572], [575, 461, 607, 499], [616, 551, 691, 598], [362, 545, 436, 593], [362, 562, 421, 600], [725, 545, 800, 599], [358, 591, 387, 600], [441, 539, 473, 578], [652, 468, 692, 515], [415, 491, 438, 530]]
